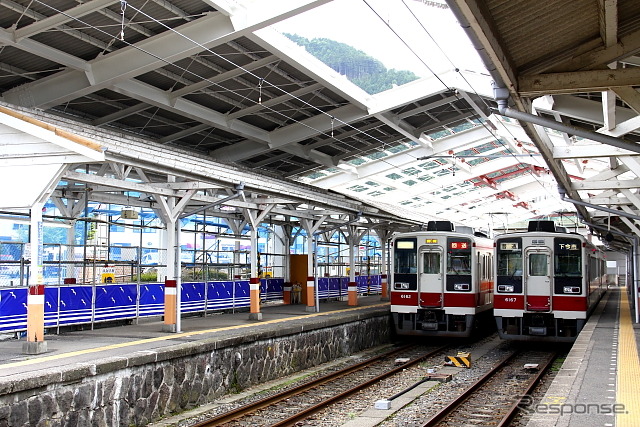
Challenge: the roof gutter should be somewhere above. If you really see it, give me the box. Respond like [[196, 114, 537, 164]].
[[558, 188, 640, 221], [493, 86, 640, 154]]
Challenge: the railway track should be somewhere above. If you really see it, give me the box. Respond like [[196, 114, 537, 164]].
[[191, 344, 449, 427], [420, 349, 558, 426]]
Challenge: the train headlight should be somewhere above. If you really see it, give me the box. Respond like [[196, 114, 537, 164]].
[[498, 285, 514, 292], [395, 282, 410, 290], [563, 286, 581, 294], [453, 283, 469, 291]]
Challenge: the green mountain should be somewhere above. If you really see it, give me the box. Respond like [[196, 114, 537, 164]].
[[284, 33, 419, 95]]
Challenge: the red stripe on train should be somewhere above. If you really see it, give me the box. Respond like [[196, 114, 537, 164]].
[[443, 293, 477, 307], [552, 296, 588, 311]]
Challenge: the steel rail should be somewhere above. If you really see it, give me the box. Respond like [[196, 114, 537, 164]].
[[421, 350, 520, 426], [193, 344, 448, 426], [496, 352, 559, 427], [271, 345, 450, 427]]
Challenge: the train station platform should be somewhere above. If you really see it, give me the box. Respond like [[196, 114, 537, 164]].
[[0, 296, 390, 378], [526, 286, 640, 427], [0, 296, 391, 427]]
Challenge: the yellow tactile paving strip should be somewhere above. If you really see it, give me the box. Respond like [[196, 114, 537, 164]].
[[616, 293, 640, 426]]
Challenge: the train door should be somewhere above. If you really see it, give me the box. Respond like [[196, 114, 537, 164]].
[[524, 247, 552, 311], [418, 246, 443, 307]]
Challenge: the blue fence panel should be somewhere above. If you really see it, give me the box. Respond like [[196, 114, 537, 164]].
[[260, 278, 284, 302], [317, 277, 330, 299], [340, 277, 349, 294], [328, 277, 342, 299], [234, 280, 250, 308], [181, 282, 205, 313], [59, 286, 93, 325], [207, 281, 235, 310], [0, 274, 357, 333], [368, 274, 382, 294], [44, 287, 59, 328], [0, 288, 27, 332], [95, 284, 137, 322], [139, 283, 164, 317]]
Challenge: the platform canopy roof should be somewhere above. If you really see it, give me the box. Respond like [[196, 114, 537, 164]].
[[0, 0, 639, 246]]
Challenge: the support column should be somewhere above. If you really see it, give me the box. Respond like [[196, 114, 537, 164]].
[[283, 282, 292, 304], [249, 277, 262, 320], [299, 216, 326, 313], [23, 203, 47, 354], [348, 280, 358, 306], [306, 276, 316, 312], [163, 280, 177, 332], [162, 217, 179, 333], [348, 240, 357, 306], [375, 228, 393, 302], [381, 273, 389, 301], [249, 226, 263, 320]]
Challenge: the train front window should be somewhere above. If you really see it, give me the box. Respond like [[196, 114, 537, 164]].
[[394, 239, 417, 274], [555, 237, 582, 277], [422, 252, 440, 274], [529, 253, 548, 276], [497, 238, 522, 276], [447, 238, 471, 275]]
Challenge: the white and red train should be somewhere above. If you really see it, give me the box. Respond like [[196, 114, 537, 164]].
[[390, 221, 494, 337], [493, 221, 607, 342]]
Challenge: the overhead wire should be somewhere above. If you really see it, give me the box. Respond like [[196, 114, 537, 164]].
[[31, 0, 449, 194], [394, 0, 566, 211], [124, 1, 516, 220], [30, 0, 542, 222]]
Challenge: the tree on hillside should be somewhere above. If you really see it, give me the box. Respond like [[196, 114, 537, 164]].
[[285, 33, 419, 94]]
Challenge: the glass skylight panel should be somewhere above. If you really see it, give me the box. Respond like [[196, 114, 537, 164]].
[[347, 185, 368, 192], [386, 173, 403, 180], [366, 151, 388, 160], [403, 179, 418, 186], [306, 171, 327, 180], [418, 161, 441, 170], [450, 121, 476, 133], [426, 129, 452, 140], [348, 157, 367, 166], [467, 158, 488, 166], [387, 144, 410, 154], [402, 167, 420, 175]]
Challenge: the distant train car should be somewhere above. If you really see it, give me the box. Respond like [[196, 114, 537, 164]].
[[494, 221, 607, 342], [390, 221, 494, 337]]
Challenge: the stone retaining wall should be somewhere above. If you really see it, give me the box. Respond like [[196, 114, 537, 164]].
[[0, 310, 391, 426]]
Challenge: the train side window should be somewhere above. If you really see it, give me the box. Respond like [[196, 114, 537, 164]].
[[529, 253, 548, 276], [422, 252, 440, 274]]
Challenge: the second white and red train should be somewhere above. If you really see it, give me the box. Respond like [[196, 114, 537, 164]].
[[390, 220, 607, 341]]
